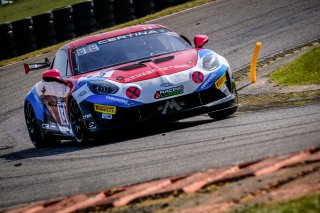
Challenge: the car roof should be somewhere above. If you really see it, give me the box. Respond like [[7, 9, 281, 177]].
[[65, 24, 167, 49]]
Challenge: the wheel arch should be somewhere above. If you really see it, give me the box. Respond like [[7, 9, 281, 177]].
[[25, 87, 47, 122]]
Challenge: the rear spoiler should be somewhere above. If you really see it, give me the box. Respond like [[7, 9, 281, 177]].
[[24, 58, 51, 75]]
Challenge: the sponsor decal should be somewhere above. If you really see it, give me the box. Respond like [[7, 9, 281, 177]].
[[215, 73, 226, 89], [192, 71, 204, 84], [59, 125, 71, 132], [94, 104, 116, 114], [83, 114, 92, 119], [162, 99, 182, 114], [160, 82, 174, 87], [106, 96, 135, 106], [200, 72, 217, 90], [126, 87, 141, 99], [116, 76, 124, 81], [57, 102, 68, 125], [50, 123, 57, 129], [73, 84, 93, 103], [41, 86, 46, 94], [76, 43, 99, 56], [88, 121, 96, 129], [97, 29, 165, 45], [102, 114, 113, 120], [154, 85, 184, 99], [125, 64, 191, 82], [41, 123, 49, 129], [98, 70, 114, 78], [78, 90, 87, 97]]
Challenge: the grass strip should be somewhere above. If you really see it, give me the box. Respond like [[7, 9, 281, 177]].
[[0, 0, 86, 23], [232, 193, 320, 213], [270, 46, 320, 86]]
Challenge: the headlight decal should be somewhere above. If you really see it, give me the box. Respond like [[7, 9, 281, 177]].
[[88, 80, 119, 95], [202, 52, 221, 71], [194, 64, 228, 92]]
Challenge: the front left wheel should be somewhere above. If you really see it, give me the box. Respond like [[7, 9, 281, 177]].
[[24, 102, 60, 148], [68, 98, 90, 144]]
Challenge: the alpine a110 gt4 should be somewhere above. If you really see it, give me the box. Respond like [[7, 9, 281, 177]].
[[24, 24, 238, 148]]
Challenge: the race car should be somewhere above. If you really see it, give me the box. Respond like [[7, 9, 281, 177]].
[[23, 24, 238, 148]]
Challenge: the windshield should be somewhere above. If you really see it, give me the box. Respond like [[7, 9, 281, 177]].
[[72, 28, 191, 74]]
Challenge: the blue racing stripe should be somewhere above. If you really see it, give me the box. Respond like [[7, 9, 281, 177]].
[[86, 95, 144, 108], [25, 88, 47, 122], [194, 64, 227, 92]]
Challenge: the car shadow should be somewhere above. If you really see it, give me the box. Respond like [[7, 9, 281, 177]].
[[1, 117, 220, 161]]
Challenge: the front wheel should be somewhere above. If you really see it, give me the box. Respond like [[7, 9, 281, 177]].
[[208, 107, 237, 120], [68, 98, 89, 144], [24, 102, 60, 148]]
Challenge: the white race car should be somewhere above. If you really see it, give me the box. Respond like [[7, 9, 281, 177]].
[[24, 24, 238, 148]]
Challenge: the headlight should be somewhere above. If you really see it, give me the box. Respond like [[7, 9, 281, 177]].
[[88, 81, 119, 94], [203, 53, 221, 71]]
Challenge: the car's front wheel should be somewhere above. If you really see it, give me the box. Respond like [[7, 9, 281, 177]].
[[208, 107, 237, 120], [24, 102, 60, 148], [69, 97, 89, 144]]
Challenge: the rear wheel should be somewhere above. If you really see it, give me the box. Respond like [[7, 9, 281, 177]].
[[24, 102, 60, 148], [69, 98, 89, 144]]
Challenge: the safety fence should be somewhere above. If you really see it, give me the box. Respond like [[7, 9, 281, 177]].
[[0, 0, 189, 61]]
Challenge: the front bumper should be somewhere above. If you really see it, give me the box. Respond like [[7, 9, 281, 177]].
[[80, 82, 238, 134]]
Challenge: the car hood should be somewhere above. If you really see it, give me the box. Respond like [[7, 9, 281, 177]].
[[103, 49, 198, 83]]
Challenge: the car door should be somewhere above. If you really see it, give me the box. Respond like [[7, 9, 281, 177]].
[[38, 50, 71, 132]]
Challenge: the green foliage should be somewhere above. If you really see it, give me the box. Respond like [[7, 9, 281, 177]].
[[0, 0, 85, 23], [232, 193, 320, 213], [270, 46, 320, 86]]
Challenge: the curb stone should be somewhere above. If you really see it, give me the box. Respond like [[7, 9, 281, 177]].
[[2, 148, 320, 213]]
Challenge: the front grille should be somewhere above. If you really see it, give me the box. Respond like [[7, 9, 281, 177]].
[[139, 92, 200, 118], [139, 86, 226, 118], [199, 86, 226, 105]]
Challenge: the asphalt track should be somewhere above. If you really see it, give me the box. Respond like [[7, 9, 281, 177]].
[[0, 0, 320, 210]]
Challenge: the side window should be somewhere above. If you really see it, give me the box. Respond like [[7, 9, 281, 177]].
[[53, 50, 68, 77]]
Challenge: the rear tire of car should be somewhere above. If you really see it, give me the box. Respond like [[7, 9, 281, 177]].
[[69, 98, 90, 144], [24, 102, 61, 148]]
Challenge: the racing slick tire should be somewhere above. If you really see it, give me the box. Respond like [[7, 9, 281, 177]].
[[24, 102, 61, 148], [68, 98, 90, 144]]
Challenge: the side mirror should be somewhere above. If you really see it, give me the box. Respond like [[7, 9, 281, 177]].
[[194, 35, 208, 48], [42, 69, 65, 84]]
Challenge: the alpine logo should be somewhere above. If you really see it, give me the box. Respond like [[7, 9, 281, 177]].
[[162, 99, 182, 114]]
